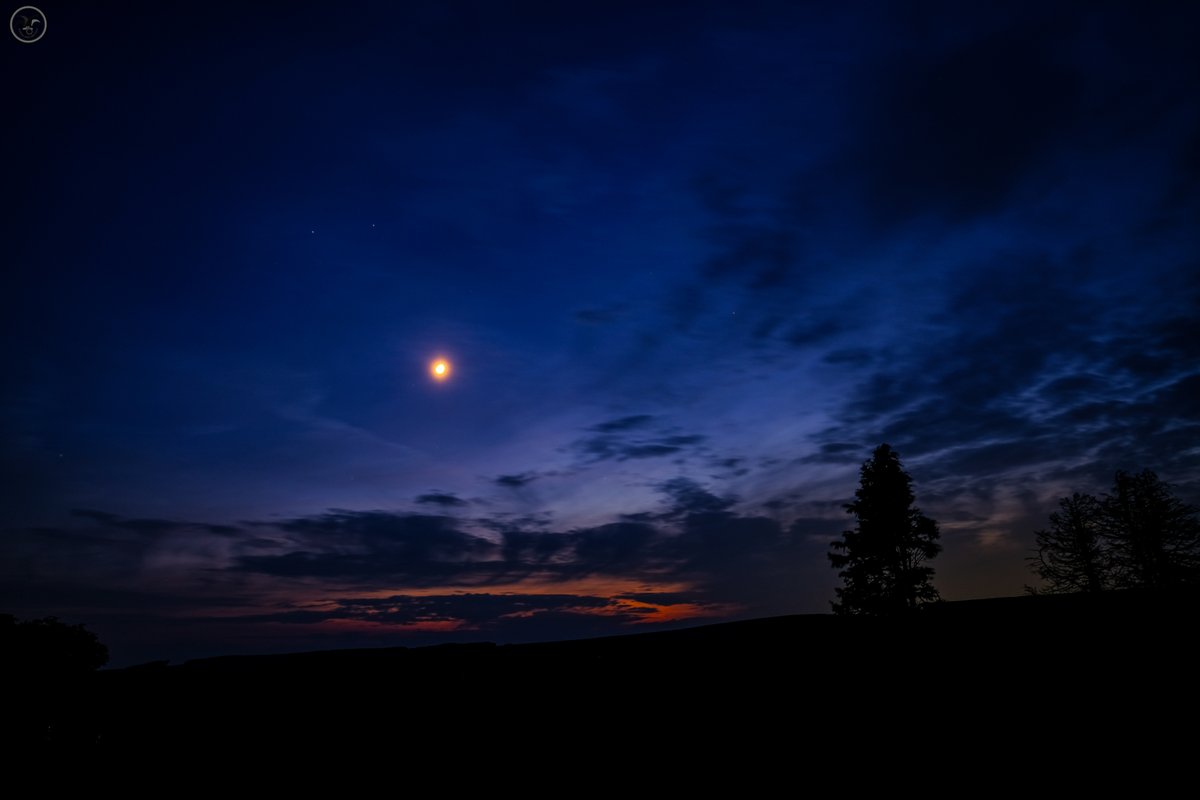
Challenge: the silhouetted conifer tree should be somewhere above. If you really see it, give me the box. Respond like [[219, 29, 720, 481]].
[[829, 443, 941, 614], [1029, 493, 1110, 593], [1102, 469, 1200, 588]]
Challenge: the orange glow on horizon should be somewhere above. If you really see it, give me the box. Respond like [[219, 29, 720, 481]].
[[240, 579, 738, 637], [586, 597, 741, 624]]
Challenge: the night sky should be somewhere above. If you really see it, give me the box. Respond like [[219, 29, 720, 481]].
[[4, 1, 1198, 665]]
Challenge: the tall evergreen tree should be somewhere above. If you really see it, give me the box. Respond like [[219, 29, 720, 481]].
[[1029, 492, 1109, 593], [829, 443, 941, 615], [1102, 469, 1200, 588]]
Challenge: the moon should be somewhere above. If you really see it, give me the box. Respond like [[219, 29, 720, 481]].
[[430, 358, 451, 381]]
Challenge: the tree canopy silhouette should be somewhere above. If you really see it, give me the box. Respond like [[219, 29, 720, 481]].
[[1102, 469, 1200, 588], [1029, 493, 1110, 593], [0, 614, 109, 677], [1029, 470, 1200, 592], [828, 443, 941, 615]]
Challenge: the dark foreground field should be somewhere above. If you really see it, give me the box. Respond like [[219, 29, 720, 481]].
[[7, 589, 1200, 761]]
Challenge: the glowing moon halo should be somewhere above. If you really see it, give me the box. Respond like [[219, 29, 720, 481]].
[[430, 358, 452, 381]]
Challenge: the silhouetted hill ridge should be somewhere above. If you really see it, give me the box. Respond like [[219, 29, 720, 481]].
[[10, 589, 1200, 752], [149, 587, 1200, 675]]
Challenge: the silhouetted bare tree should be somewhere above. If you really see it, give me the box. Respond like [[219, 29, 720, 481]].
[[829, 443, 941, 615], [1029, 493, 1110, 593]]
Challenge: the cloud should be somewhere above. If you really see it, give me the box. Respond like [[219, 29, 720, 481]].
[[492, 520, 664, 580], [852, 255, 1192, 479], [494, 472, 537, 488], [67, 509, 244, 538], [223, 592, 620, 627], [783, 317, 847, 348], [589, 414, 655, 433], [230, 509, 667, 586], [566, 522, 659, 572], [823, 348, 875, 367], [200, 485, 828, 639], [70, 509, 180, 536], [0, 580, 252, 614], [334, 592, 618, 625], [216, 473, 836, 617], [572, 416, 707, 463], [235, 511, 497, 583], [208, 589, 733, 649], [848, 12, 1087, 228], [787, 516, 848, 541], [1038, 374, 1109, 403], [708, 456, 749, 478], [574, 306, 627, 325], [4, 457, 858, 665], [800, 442, 866, 465], [657, 477, 735, 517], [572, 433, 706, 462], [415, 492, 468, 507], [703, 225, 798, 289]]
